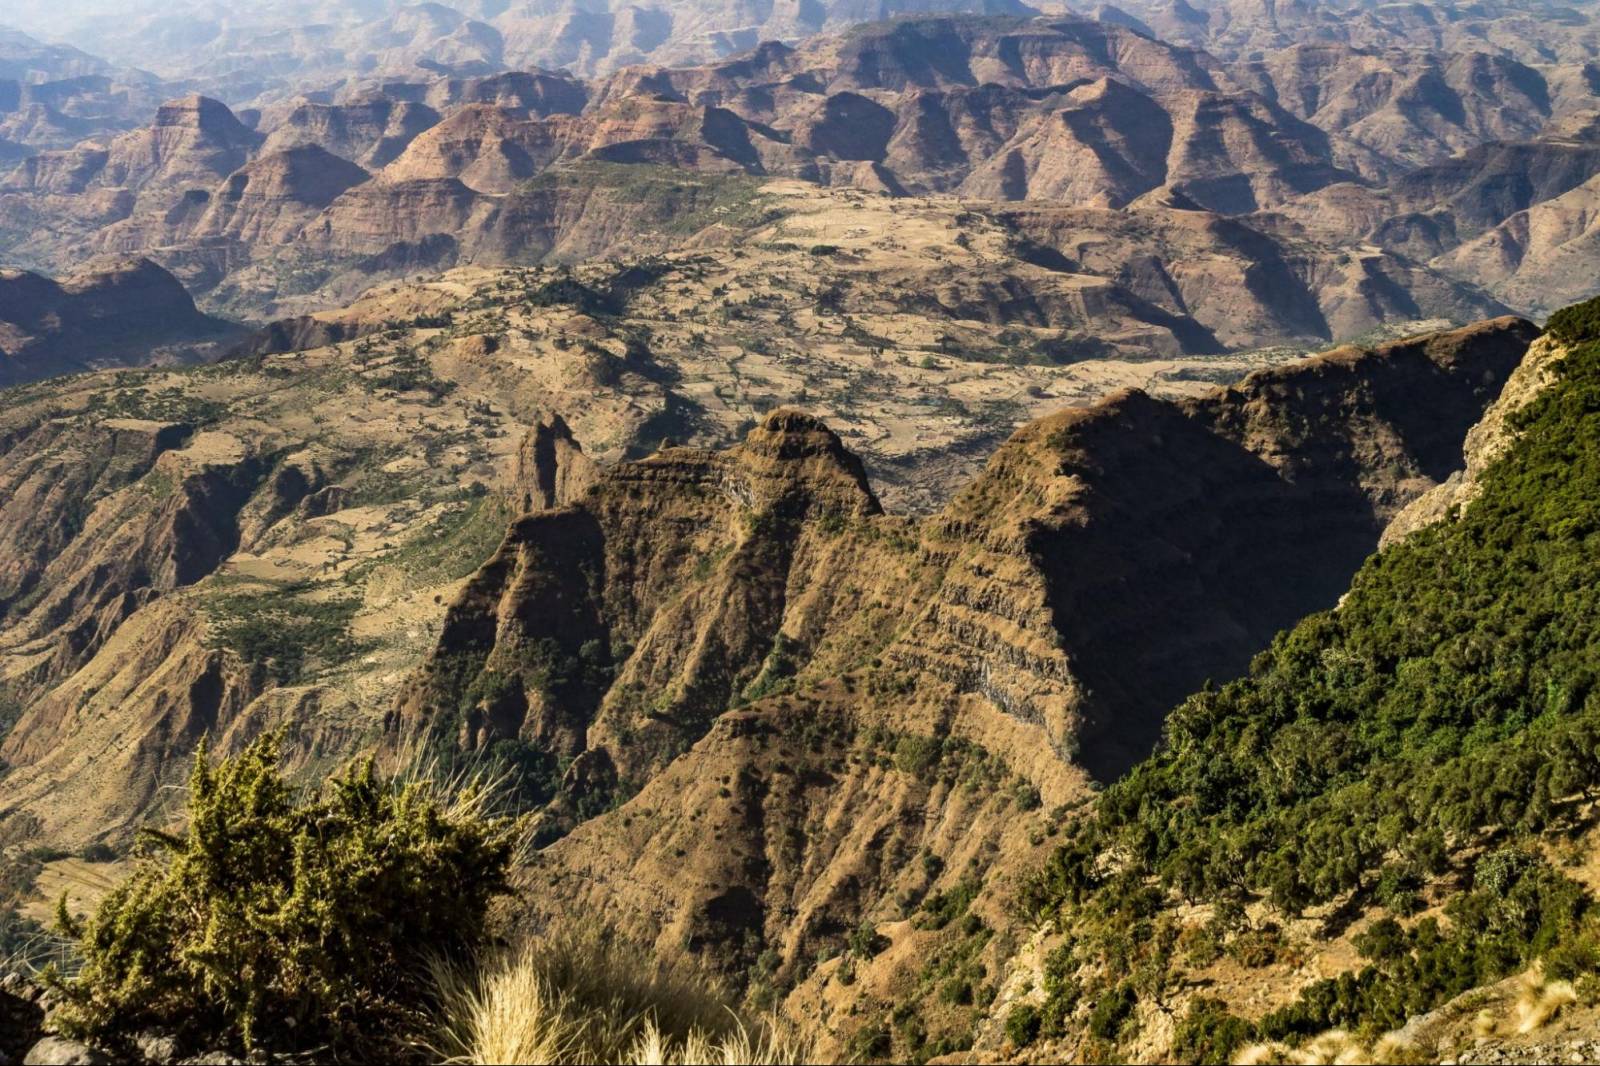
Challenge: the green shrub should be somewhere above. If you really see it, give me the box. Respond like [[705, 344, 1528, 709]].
[[848, 1021, 891, 1060], [1172, 997, 1254, 1065], [1005, 1002, 1041, 1047], [1374, 862, 1424, 916], [893, 735, 939, 775], [917, 878, 981, 930], [1087, 982, 1135, 1040], [1353, 917, 1406, 961], [1177, 922, 1224, 966], [49, 733, 519, 1055], [848, 919, 888, 958], [939, 975, 973, 1005], [1226, 927, 1285, 969]]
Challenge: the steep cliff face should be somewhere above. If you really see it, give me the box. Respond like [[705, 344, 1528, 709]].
[[395, 409, 884, 781], [392, 315, 1536, 989], [4, 94, 260, 204], [420, 70, 591, 117], [0, 415, 284, 843], [520, 684, 1071, 987], [0, 419, 267, 686], [187, 146, 371, 245], [1033, 316, 1538, 773], [1381, 330, 1570, 546], [259, 98, 443, 170], [861, 315, 1537, 778]]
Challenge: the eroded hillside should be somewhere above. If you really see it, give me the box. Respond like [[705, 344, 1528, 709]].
[[375, 315, 1534, 1035], [0, 256, 1419, 847], [0, 256, 239, 385]]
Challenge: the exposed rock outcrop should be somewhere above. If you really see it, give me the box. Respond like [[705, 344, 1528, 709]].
[[514, 411, 600, 513], [395, 408, 882, 776], [1382, 330, 1570, 546]]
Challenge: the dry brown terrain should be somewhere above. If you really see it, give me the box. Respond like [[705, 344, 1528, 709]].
[[0, 247, 1420, 850]]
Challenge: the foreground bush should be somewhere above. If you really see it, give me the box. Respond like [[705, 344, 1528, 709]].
[[50, 733, 519, 1055]]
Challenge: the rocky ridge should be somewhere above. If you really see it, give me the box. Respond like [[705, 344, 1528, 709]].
[[0, 257, 237, 386], [0, 252, 1332, 846], [377, 315, 1536, 1011]]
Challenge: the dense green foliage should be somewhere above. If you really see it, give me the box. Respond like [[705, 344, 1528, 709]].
[[50, 734, 517, 1055], [1022, 299, 1600, 1048], [1547, 298, 1600, 345], [1172, 997, 1254, 1064]]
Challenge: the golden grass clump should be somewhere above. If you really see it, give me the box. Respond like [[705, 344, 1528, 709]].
[[629, 1018, 810, 1066], [431, 947, 576, 1065], [1513, 969, 1577, 1035], [1232, 1030, 1412, 1065], [1466, 964, 1579, 1041], [428, 927, 812, 1066]]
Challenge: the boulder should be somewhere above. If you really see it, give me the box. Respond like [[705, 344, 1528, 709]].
[[21, 1038, 110, 1066]]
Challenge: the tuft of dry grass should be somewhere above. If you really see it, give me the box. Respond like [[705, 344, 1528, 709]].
[[402, 739, 809, 1065], [1510, 965, 1578, 1035], [430, 946, 578, 1065], [628, 1017, 810, 1066], [1232, 1030, 1412, 1065], [1464, 964, 1580, 1042], [426, 928, 812, 1066]]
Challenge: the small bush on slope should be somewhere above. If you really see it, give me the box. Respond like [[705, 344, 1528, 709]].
[[48, 733, 518, 1056], [1017, 296, 1600, 1053]]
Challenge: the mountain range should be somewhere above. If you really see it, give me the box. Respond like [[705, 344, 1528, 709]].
[[7, 4, 1600, 1065]]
